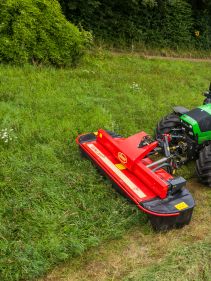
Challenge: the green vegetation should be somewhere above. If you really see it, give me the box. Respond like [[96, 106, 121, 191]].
[[0, 0, 91, 66], [40, 182, 211, 281], [0, 54, 211, 280], [59, 0, 211, 50]]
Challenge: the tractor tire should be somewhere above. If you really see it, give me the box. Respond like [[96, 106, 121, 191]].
[[155, 113, 181, 138], [196, 144, 211, 187]]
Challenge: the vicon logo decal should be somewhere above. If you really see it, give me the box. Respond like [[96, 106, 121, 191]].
[[118, 152, 127, 164]]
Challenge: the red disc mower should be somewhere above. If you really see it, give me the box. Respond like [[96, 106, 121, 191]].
[[76, 129, 195, 230]]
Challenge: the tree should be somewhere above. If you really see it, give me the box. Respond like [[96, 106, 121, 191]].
[[59, 0, 210, 49]]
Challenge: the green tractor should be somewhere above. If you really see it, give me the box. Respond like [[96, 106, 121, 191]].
[[156, 83, 211, 186]]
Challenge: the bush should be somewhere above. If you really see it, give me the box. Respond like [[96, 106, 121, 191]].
[[0, 0, 92, 66], [193, 11, 211, 50]]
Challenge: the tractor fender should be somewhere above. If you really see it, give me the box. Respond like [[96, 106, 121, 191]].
[[173, 106, 189, 116]]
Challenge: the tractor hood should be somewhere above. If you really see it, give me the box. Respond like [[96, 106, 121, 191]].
[[180, 104, 211, 143]]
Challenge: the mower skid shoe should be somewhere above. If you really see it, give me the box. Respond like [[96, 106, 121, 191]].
[[76, 130, 195, 230], [141, 188, 195, 231], [148, 208, 194, 231]]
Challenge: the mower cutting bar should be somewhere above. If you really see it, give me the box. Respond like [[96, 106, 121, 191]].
[[76, 129, 195, 230], [87, 143, 147, 200]]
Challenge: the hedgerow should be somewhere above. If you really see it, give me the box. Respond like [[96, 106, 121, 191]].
[[0, 0, 92, 66], [59, 0, 211, 50]]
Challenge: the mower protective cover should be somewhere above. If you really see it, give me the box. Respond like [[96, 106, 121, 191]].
[[76, 129, 195, 230]]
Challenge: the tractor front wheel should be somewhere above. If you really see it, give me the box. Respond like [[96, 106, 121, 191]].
[[196, 144, 211, 187], [155, 113, 181, 138]]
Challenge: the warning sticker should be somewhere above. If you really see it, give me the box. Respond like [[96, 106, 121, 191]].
[[115, 163, 126, 170], [175, 202, 189, 211]]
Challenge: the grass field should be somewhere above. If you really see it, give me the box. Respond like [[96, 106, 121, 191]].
[[41, 180, 211, 281], [0, 53, 211, 281]]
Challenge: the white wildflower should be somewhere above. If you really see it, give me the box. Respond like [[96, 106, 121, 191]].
[[0, 128, 17, 144], [130, 82, 140, 92]]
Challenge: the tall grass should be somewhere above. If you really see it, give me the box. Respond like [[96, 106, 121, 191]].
[[0, 54, 211, 280]]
